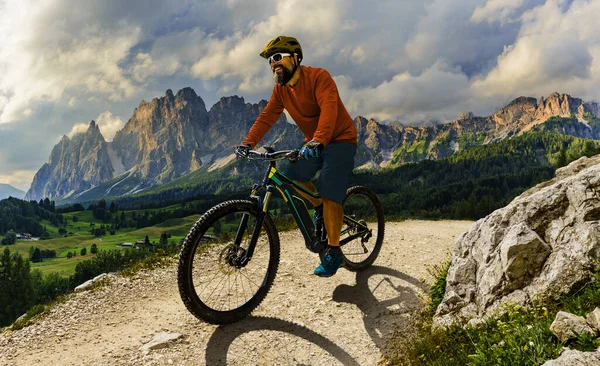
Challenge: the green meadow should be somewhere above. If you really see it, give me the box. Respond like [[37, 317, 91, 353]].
[[1, 203, 205, 277]]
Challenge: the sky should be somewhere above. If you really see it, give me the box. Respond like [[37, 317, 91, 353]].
[[0, 0, 599, 191]]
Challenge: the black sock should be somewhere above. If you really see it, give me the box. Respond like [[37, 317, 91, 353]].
[[327, 245, 341, 253]]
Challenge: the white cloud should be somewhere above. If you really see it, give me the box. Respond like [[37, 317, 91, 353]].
[[472, 0, 600, 101], [0, 0, 142, 123], [339, 61, 473, 123], [471, 0, 526, 24], [95, 111, 124, 141], [67, 111, 124, 141], [67, 123, 89, 138], [341, 46, 366, 65], [0, 170, 37, 192], [129, 28, 210, 83]]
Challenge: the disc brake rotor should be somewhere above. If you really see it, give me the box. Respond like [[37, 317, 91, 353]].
[[218, 244, 241, 275]]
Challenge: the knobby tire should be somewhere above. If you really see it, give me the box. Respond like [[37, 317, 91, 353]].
[[177, 200, 280, 324]]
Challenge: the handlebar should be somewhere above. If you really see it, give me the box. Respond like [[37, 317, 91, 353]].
[[243, 149, 300, 162]]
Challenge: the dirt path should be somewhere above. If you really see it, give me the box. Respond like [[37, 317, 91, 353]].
[[0, 220, 472, 365]]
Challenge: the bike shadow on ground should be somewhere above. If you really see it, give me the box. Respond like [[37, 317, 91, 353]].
[[205, 316, 362, 366], [332, 265, 429, 352]]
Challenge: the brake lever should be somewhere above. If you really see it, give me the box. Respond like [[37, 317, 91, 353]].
[[285, 150, 300, 162]]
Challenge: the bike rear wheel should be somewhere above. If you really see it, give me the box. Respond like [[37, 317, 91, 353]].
[[177, 200, 280, 324], [340, 186, 385, 271]]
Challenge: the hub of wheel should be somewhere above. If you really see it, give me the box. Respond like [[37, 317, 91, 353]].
[[219, 244, 248, 274]]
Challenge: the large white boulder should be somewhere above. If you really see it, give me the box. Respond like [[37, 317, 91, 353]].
[[434, 155, 600, 327]]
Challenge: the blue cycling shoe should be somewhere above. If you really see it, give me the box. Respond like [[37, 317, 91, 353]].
[[314, 245, 343, 277]]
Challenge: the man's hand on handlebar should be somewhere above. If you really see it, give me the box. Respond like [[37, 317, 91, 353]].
[[234, 144, 251, 159], [299, 140, 323, 160]]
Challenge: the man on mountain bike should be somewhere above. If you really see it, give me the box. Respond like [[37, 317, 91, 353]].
[[236, 36, 358, 277]]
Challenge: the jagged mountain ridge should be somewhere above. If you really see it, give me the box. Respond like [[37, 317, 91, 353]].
[[25, 88, 302, 201], [25, 90, 600, 203], [354, 92, 600, 168]]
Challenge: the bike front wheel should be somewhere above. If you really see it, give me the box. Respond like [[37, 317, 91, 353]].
[[340, 186, 385, 271], [177, 200, 280, 324]]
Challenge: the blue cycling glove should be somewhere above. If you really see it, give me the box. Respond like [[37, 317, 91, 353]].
[[299, 140, 323, 160]]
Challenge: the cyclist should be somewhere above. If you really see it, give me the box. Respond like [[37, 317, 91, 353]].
[[236, 35, 357, 277]]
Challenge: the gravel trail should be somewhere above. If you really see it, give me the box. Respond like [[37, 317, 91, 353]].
[[0, 220, 472, 366]]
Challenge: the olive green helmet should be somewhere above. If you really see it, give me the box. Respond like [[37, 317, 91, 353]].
[[260, 36, 303, 62]]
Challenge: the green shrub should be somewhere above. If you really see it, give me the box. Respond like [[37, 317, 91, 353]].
[[390, 267, 600, 365], [11, 304, 46, 331], [428, 259, 451, 315]]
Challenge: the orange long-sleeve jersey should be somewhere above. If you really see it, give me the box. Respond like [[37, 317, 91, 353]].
[[243, 66, 357, 148]]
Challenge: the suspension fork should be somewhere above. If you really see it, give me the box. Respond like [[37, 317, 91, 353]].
[[233, 185, 273, 266], [232, 183, 260, 247]]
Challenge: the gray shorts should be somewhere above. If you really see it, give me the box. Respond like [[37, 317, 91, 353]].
[[284, 142, 357, 204]]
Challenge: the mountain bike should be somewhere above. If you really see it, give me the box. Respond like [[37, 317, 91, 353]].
[[177, 147, 385, 324]]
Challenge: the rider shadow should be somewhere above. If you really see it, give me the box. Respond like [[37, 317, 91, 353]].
[[205, 316, 361, 366], [203, 267, 428, 365], [332, 265, 429, 351]]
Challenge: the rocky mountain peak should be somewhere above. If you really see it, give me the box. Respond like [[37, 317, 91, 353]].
[[506, 96, 538, 109], [581, 101, 600, 117], [458, 112, 475, 121], [25, 118, 113, 201], [534, 92, 583, 122], [353, 116, 369, 130], [210, 95, 247, 113], [492, 96, 538, 128], [490, 92, 600, 135], [175, 87, 197, 100], [84, 120, 104, 140], [110, 87, 211, 183]]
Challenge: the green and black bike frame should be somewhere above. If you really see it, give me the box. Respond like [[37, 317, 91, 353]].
[[234, 153, 371, 264]]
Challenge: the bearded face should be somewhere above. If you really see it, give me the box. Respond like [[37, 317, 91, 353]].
[[271, 57, 296, 85]]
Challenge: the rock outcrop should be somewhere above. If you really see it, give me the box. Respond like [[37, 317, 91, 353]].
[[354, 116, 402, 167], [549, 311, 596, 343], [434, 155, 600, 327], [534, 93, 596, 123], [25, 121, 114, 201]]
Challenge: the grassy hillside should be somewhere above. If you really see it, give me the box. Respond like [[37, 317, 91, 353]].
[[0, 200, 207, 276], [353, 131, 600, 219]]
